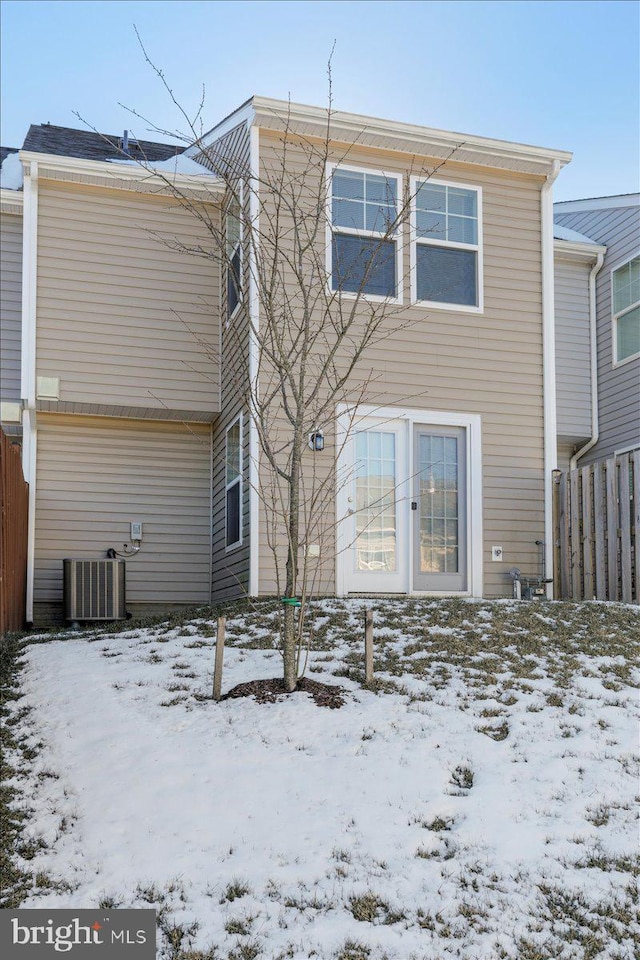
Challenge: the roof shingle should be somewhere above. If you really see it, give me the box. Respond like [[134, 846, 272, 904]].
[[21, 124, 184, 162]]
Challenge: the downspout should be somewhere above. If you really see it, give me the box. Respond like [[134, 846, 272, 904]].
[[248, 122, 260, 596], [541, 160, 561, 598], [20, 160, 39, 624], [569, 251, 605, 469]]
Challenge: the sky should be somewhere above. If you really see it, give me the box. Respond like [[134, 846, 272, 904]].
[[1, 0, 638, 201]]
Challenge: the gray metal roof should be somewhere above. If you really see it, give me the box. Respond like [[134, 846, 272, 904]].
[[553, 223, 602, 245], [21, 124, 185, 162]]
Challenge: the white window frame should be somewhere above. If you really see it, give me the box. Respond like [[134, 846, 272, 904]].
[[611, 252, 640, 367], [410, 176, 483, 314], [326, 162, 403, 305], [225, 413, 243, 551], [225, 182, 244, 326]]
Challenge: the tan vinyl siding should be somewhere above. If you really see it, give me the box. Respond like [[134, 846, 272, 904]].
[[36, 182, 220, 417], [34, 415, 211, 606], [208, 122, 252, 600], [556, 441, 574, 474], [0, 211, 22, 406], [256, 130, 546, 598], [554, 256, 592, 442]]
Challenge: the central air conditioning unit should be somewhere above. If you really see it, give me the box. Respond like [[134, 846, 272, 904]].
[[63, 559, 126, 621]]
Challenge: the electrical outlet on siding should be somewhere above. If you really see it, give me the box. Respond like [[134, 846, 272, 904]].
[[491, 546, 504, 561]]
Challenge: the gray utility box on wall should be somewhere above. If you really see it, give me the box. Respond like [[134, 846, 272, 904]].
[[63, 559, 126, 621]]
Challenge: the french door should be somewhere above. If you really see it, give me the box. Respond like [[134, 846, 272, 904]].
[[341, 417, 469, 594]]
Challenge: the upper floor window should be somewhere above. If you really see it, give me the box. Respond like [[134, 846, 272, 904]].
[[226, 191, 242, 321], [329, 166, 401, 301], [411, 178, 482, 311], [225, 415, 242, 549], [612, 255, 640, 364]]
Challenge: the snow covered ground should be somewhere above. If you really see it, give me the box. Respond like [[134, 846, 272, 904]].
[[5, 599, 640, 959]]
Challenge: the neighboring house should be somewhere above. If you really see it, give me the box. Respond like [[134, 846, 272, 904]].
[[554, 195, 640, 467], [4, 97, 623, 625]]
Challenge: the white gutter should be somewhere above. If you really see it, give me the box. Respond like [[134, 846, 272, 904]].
[[248, 122, 260, 596], [18, 151, 225, 199], [570, 251, 606, 469], [0, 188, 24, 214], [541, 160, 561, 598], [251, 96, 573, 173], [20, 161, 39, 624]]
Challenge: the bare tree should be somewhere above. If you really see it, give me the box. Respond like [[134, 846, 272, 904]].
[[115, 50, 461, 691]]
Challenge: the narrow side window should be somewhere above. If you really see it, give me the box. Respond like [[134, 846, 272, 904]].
[[226, 189, 242, 322], [225, 416, 242, 549], [612, 255, 640, 364]]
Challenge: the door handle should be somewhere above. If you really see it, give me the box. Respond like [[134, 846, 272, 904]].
[[411, 502, 417, 511]]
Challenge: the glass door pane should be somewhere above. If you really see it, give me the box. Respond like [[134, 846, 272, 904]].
[[413, 427, 466, 591], [354, 430, 397, 573]]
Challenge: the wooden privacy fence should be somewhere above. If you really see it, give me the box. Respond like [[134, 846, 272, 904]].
[[553, 451, 639, 603], [0, 429, 28, 633]]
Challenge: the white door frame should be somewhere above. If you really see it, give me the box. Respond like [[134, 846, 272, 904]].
[[336, 404, 483, 597]]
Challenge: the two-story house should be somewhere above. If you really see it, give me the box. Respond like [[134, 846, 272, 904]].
[[1, 98, 588, 625]]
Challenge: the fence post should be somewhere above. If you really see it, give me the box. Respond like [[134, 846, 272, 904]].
[[212, 616, 226, 701], [559, 471, 570, 599], [570, 469, 582, 599], [606, 458, 619, 601], [364, 609, 373, 685], [581, 465, 594, 600], [593, 464, 606, 599], [552, 470, 561, 599], [619, 453, 632, 603]]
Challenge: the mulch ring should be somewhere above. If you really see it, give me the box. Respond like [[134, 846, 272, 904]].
[[222, 676, 346, 709]]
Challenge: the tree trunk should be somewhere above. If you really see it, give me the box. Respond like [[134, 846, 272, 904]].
[[282, 603, 297, 692], [283, 427, 303, 692]]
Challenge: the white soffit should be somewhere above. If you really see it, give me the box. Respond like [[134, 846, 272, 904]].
[[251, 97, 572, 176], [18, 151, 225, 200]]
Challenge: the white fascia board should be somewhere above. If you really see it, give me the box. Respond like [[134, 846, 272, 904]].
[[251, 96, 572, 172], [555, 194, 640, 212], [0, 188, 23, 212], [185, 101, 256, 156], [541, 162, 560, 597], [18, 151, 225, 199], [553, 238, 607, 262]]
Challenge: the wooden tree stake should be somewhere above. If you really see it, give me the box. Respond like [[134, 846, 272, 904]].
[[212, 616, 226, 701], [364, 609, 374, 685]]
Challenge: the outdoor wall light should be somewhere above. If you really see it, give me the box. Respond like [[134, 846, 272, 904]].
[[309, 430, 325, 452]]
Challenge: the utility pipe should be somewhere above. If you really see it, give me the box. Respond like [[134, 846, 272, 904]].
[[570, 251, 605, 470], [20, 160, 39, 625]]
